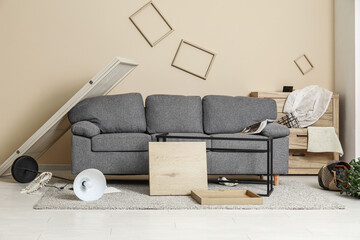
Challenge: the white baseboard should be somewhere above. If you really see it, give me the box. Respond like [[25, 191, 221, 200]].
[[39, 164, 71, 172]]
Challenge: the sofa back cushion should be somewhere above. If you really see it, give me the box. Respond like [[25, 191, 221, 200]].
[[203, 95, 277, 134], [68, 93, 146, 133], [145, 95, 203, 134]]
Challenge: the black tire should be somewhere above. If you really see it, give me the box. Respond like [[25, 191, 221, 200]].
[[11, 156, 38, 183]]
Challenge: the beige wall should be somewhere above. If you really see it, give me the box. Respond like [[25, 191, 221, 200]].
[[335, 0, 360, 160], [0, 0, 334, 165]]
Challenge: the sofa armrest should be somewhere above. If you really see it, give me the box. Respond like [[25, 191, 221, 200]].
[[261, 123, 290, 138], [71, 121, 101, 138]]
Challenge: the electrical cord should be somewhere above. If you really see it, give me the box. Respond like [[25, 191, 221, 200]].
[[45, 183, 70, 191]]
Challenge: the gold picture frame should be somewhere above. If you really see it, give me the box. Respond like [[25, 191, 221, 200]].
[[129, 1, 174, 47], [294, 54, 314, 75], [171, 40, 216, 80]]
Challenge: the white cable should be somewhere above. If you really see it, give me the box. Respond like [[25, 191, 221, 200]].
[[21, 172, 53, 194]]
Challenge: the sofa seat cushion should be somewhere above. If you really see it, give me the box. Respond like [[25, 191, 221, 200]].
[[261, 123, 290, 138], [145, 95, 203, 134], [211, 134, 268, 150], [203, 95, 277, 134], [92, 133, 151, 152], [68, 93, 146, 133], [151, 133, 211, 148]]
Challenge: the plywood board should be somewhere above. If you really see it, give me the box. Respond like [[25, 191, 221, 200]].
[[0, 57, 138, 175], [149, 142, 208, 195], [191, 190, 263, 205]]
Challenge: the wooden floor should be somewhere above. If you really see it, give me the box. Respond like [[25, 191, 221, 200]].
[[0, 175, 359, 240]]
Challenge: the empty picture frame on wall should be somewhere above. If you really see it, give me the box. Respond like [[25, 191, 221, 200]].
[[129, 1, 174, 47], [294, 54, 314, 75], [171, 40, 216, 80]]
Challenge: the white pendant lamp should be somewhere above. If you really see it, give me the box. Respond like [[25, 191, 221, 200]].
[[73, 169, 106, 201]]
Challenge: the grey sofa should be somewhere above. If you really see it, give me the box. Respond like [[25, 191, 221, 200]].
[[68, 93, 289, 175]]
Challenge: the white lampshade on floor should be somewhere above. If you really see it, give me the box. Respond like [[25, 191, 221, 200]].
[[73, 169, 106, 201]]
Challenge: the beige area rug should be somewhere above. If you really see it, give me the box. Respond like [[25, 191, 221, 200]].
[[34, 179, 345, 210]]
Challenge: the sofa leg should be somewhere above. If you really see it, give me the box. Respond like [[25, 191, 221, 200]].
[[274, 174, 279, 186]]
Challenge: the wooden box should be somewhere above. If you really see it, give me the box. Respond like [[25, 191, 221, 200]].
[[250, 91, 339, 174], [191, 190, 263, 205]]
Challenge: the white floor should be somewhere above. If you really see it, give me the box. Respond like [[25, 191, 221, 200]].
[[0, 175, 359, 240]]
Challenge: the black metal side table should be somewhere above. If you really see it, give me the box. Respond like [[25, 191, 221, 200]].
[[156, 133, 274, 197]]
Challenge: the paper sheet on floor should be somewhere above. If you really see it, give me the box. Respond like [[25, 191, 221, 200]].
[[104, 187, 121, 194]]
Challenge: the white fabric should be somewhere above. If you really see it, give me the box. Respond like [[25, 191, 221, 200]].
[[283, 85, 333, 127], [307, 127, 343, 156], [104, 187, 122, 194], [21, 172, 52, 194]]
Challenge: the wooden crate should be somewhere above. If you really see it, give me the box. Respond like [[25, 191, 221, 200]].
[[250, 91, 339, 175], [191, 190, 263, 205]]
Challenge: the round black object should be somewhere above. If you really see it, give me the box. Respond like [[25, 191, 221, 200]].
[[11, 156, 38, 183]]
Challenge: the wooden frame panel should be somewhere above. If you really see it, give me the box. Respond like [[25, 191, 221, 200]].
[[191, 190, 263, 205], [171, 40, 216, 80], [129, 1, 174, 47], [294, 54, 314, 75]]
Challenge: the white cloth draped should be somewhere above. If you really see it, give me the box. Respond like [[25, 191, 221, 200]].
[[307, 127, 344, 156], [283, 85, 333, 128]]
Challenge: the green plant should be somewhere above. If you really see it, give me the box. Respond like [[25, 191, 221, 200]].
[[338, 157, 360, 199]]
